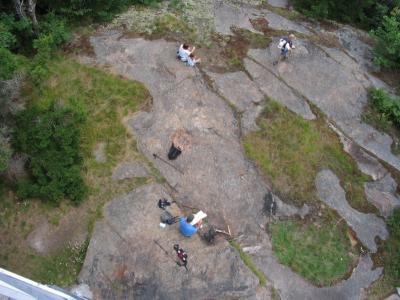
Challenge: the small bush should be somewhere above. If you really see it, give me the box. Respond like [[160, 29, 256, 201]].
[[0, 47, 20, 80], [368, 88, 400, 128], [0, 128, 11, 173], [371, 8, 400, 69], [385, 209, 400, 283], [13, 102, 87, 204]]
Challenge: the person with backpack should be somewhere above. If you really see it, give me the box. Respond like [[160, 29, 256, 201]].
[[177, 43, 195, 62], [274, 34, 296, 65]]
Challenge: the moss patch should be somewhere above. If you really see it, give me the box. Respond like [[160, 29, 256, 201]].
[[243, 100, 374, 212]]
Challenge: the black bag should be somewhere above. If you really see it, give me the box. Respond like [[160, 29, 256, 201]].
[[168, 144, 182, 160], [158, 198, 172, 209], [160, 211, 179, 225], [203, 226, 217, 244]]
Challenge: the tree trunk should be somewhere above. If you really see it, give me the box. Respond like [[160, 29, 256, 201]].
[[27, 0, 39, 35], [13, 0, 26, 19]]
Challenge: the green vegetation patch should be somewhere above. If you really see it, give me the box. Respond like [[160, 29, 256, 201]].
[[27, 57, 150, 174], [270, 220, 352, 286], [230, 240, 267, 286], [32, 239, 89, 287], [0, 56, 153, 284], [243, 100, 373, 211], [363, 88, 400, 154]]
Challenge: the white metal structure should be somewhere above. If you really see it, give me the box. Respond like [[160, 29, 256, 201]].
[[0, 268, 88, 300]]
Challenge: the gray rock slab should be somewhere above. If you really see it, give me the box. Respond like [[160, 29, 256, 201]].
[[365, 174, 400, 218], [206, 70, 265, 133], [112, 162, 149, 180], [248, 41, 400, 172], [213, 0, 310, 36], [79, 184, 261, 299], [263, 10, 311, 35], [244, 57, 315, 120], [335, 26, 375, 70], [87, 32, 386, 299], [315, 169, 388, 252], [267, 0, 288, 8], [329, 122, 388, 181], [214, 0, 262, 35], [385, 294, 400, 300], [69, 283, 93, 299]]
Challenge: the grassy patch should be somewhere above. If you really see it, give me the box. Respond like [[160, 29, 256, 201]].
[[270, 219, 353, 286], [31, 239, 89, 286], [26, 57, 150, 173], [367, 209, 400, 298], [243, 100, 374, 212], [230, 240, 267, 286], [0, 56, 154, 284]]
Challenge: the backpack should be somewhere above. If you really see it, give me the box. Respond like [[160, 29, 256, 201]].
[[168, 144, 182, 160], [160, 211, 179, 225], [203, 226, 217, 244], [158, 198, 172, 209], [277, 38, 288, 49], [263, 192, 277, 216]]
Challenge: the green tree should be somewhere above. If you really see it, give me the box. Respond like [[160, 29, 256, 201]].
[[371, 8, 400, 69], [13, 103, 87, 204]]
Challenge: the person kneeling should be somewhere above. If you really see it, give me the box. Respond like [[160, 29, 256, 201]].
[[177, 43, 195, 62], [179, 214, 202, 237]]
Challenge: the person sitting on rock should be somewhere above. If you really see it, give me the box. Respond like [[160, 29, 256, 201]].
[[187, 53, 201, 67], [274, 34, 296, 65], [179, 214, 202, 237], [177, 43, 195, 62]]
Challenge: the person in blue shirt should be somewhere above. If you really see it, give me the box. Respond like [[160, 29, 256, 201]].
[[179, 214, 201, 237]]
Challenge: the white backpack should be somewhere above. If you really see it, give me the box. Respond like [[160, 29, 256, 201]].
[[277, 38, 287, 49]]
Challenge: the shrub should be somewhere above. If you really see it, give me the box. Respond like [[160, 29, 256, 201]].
[[291, 0, 400, 29], [0, 127, 11, 173], [385, 209, 400, 283], [368, 88, 400, 128], [371, 8, 400, 69], [13, 102, 87, 204], [0, 47, 20, 80]]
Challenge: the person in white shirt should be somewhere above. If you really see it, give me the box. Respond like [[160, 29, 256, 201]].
[[187, 53, 201, 67], [273, 34, 296, 65], [177, 43, 195, 62]]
